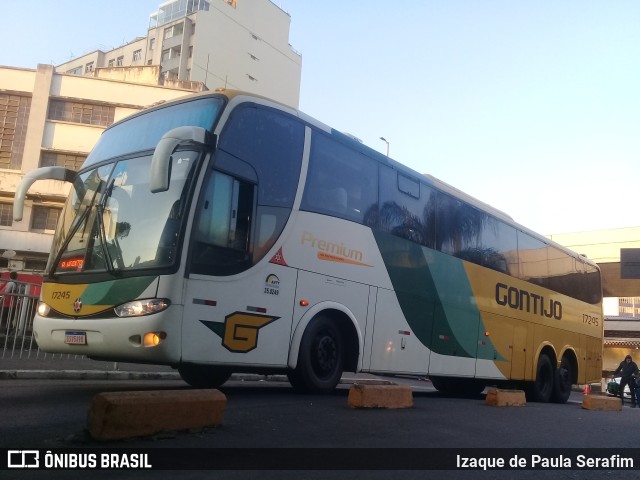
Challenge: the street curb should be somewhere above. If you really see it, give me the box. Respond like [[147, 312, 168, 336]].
[[0, 370, 182, 381], [0, 370, 396, 384]]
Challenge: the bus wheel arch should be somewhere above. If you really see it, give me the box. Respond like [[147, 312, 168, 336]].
[[288, 305, 362, 393]]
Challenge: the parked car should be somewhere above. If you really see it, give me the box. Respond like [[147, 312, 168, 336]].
[[606, 377, 633, 399]]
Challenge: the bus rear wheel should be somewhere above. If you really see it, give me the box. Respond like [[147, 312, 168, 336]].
[[551, 357, 573, 404], [178, 364, 231, 388], [528, 354, 554, 402], [289, 315, 344, 394]]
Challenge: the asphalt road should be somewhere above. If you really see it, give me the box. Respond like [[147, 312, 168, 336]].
[[1, 376, 640, 480]]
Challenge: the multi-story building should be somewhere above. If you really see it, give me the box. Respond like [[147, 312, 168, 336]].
[[0, 64, 199, 272], [618, 297, 640, 317], [56, 0, 302, 108]]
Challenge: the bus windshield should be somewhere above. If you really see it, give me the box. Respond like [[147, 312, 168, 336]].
[[49, 151, 200, 275], [47, 97, 224, 276], [85, 96, 224, 166]]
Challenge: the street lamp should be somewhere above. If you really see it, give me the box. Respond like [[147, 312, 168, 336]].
[[379, 137, 389, 157]]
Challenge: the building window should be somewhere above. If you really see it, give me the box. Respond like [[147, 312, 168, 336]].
[[162, 47, 181, 62], [149, 38, 156, 50], [67, 66, 83, 75], [85, 62, 94, 73], [164, 22, 184, 40], [0, 203, 12, 226], [108, 59, 115, 67], [116, 56, 124, 66], [189, 46, 193, 58], [133, 49, 142, 62], [48, 100, 115, 127], [191, 23, 195, 35], [40, 151, 87, 170], [0, 93, 31, 170], [31, 206, 61, 231], [25, 259, 47, 271]]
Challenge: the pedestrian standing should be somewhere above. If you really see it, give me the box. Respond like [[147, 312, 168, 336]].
[[613, 354, 640, 407]]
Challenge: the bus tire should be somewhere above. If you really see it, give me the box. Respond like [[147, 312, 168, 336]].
[[551, 356, 573, 404], [290, 314, 344, 394], [178, 364, 231, 389], [528, 354, 554, 403]]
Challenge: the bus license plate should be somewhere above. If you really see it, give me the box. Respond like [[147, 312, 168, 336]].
[[65, 331, 87, 345]]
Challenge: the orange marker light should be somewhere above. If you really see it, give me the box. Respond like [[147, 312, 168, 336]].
[[299, 299, 309, 307], [143, 332, 166, 347]]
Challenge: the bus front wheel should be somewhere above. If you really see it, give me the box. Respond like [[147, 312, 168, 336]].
[[178, 364, 231, 388], [289, 315, 345, 394]]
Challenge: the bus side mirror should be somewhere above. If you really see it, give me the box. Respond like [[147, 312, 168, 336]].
[[150, 126, 209, 193], [13, 167, 76, 221]]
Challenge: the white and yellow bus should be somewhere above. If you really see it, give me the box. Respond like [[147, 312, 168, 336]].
[[14, 90, 603, 401]]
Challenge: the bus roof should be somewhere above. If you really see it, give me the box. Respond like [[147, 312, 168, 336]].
[[105, 89, 599, 268]]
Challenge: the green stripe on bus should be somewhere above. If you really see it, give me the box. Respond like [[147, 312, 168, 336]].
[[82, 276, 157, 306], [374, 232, 501, 360]]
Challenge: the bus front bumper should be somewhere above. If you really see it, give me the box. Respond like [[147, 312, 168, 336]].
[[32, 307, 182, 365]]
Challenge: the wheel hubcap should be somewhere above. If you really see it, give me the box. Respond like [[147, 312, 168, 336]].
[[314, 333, 337, 377]]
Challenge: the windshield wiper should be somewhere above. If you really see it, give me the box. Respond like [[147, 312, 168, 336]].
[[49, 180, 114, 277], [48, 203, 94, 279], [95, 179, 125, 274]]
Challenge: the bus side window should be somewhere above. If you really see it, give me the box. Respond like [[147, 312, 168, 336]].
[[191, 170, 254, 275], [378, 166, 435, 247], [301, 132, 378, 224]]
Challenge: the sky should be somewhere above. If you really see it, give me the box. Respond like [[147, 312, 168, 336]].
[[2, 0, 640, 235]]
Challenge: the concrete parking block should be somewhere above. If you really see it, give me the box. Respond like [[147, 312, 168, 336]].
[[348, 383, 413, 409], [485, 388, 526, 407], [87, 389, 227, 441], [581, 394, 622, 411]]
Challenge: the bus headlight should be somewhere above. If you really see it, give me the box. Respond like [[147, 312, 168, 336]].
[[38, 302, 51, 317], [114, 298, 170, 318]]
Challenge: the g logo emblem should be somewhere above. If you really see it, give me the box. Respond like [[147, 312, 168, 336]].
[[200, 312, 279, 353]]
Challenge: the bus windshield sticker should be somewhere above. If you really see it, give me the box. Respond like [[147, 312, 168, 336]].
[[269, 247, 288, 266], [264, 274, 280, 296]]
